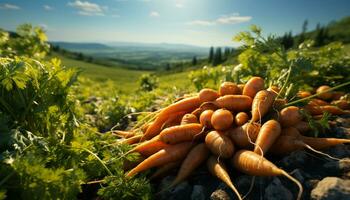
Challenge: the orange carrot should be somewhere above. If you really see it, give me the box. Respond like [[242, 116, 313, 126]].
[[219, 82, 240, 96], [235, 112, 249, 126], [170, 144, 209, 187], [294, 121, 311, 133], [309, 99, 329, 106], [150, 161, 182, 180], [143, 96, 201, 140], [199, 109, 214, 128], [272, 98, 288, 110], [253, 120, 281, 155], [113, 130, 135, 138], [207, 156, 242, 200], [251, 90, 275, 122], [332, 100, 350, 110], [301, 136, 350, 150], [232, 150, 303, 200], [237, 84, 245, 94], [119, 135, 142, 145], [141, 122, 153, 133], [123, 156, 146, 171], [181, 113, 198, 125], [162, 111, 187, 129], [205, 130, 235, 158], [227, 123, 261, 149], [215, 95, 252, 112], [297, 91, 312, 98], [332, 91, 345, 100], [279, 106, 302, 127], [129, 135, 170, 157], [316, 85, 332, 100], [211, 109, 234, 131], [159, 123, 203, 144], [243, 77, 265, 98], [320, 105, 349, 115], [126, 142, 193, 177], [199, 88, 220, 102]]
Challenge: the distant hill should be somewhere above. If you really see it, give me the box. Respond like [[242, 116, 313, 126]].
[[50, 42, 113, 51], [50, 41, 210, 70]]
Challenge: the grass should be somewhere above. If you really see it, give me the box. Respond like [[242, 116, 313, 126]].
[[52, 53, 147, 92]]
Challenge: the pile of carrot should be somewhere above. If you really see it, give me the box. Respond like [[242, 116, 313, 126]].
[[115, 77, 350, 200]]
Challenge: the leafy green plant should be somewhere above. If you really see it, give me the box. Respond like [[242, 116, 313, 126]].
[[138, 74, 159, 91]]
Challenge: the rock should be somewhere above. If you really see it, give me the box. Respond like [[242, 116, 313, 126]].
[[191, 185, 206, 200], [158, 176, 192, 200], [332, 127, 350, 138], [334, 117, 350, 128], [292, 169, 307, 183], [311, 177, 350, 200], [264, 177, 293, 200], [325, 145, 350, 158], [323, 159, 350, 175], [210, 189, 230, 200], [280, 151, 309, 168]]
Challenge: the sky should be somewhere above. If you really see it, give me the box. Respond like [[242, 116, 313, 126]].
[[0, 0, 349, 47]]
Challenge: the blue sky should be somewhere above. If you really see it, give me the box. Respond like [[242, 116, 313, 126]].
[[1, 0, 349, 47]]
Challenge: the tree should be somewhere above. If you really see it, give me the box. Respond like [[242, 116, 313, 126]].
[[192, 56, 197, 66], [212, 47, 222, 66], [298, 20, 308, 45], [208, 46, 214, 62], [314, 26, 329, 47], [224, 47, 231, 60], [280, 31, 294, 50]]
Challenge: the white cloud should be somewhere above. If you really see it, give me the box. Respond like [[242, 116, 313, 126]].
[[0, 3, 20, 10], [68, 1, 106, 16], [150, 11, 159, 17], [175, 3, 184, 8], [187, 13, 252, 26], [186, 20, 215, 26], [43, 5, 53, 11]]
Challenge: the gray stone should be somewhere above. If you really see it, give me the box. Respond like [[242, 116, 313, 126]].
[[323, 159, 350, 175], [325, 145, 350, 158], [210, 189, 230, 200], [280, 151, 309, 168], [191, 185, 206, 200], [335, 117, 350, 128], [311, 177, 350, 200], [264, 177, 293, 200], [158, 176, 192, 200]]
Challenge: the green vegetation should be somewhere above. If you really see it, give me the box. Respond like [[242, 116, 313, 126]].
[[1, 16, 350, 199]]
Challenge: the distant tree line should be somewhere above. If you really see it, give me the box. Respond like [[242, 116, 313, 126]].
[[50, 45, 94, 62], [208, 46, 237, 66], [279, 20, 333, 50]]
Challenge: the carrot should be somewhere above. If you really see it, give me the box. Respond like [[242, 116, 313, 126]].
[[205, 130, 235, 158], [119, 135, 142, 145], [150, 161, 182, 180], [170, 144, 209, 187], [199, 88, 220, 102], [232, 150, 303, 200], [267, 86, 280, 98], [123, 156, 146, 171], [297, 91, 312, 98], [332, 91, 345, 100], [235, 112, 249, 126], [159, 123, 203, 144], [126, 142, 193, 177], [320, 105, 349, 115], [113, 130, 135, 138], [279, 106, 302, 127], [272, 98, 288, 110], [199, 109, 214, 128], [316, 85, 333, 100], [207, 156, 242, 200], [141, 122, 153, 133], [294, 121, 311, 133], [237, 84, 245, 94], [129, 135, 170, 157], [303, 104, 322, 115], [181, 113, 198, 125], [243, 77, 264, 98], [219, 82, 240, 96], [251, 90, 275, 122], [301, 136, 350, 150], [211, 109, 234, 131], [253, 120, 281, 155], [269, 135, 304, 155], [332, 100, 350, 110], [215, 95, 252, 112], [143, 96, 201, 140], [281, 127, 302, 138], [228, 123, 261, 149], [162, 111, 187, 129], [309, 99, 329, 106]]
